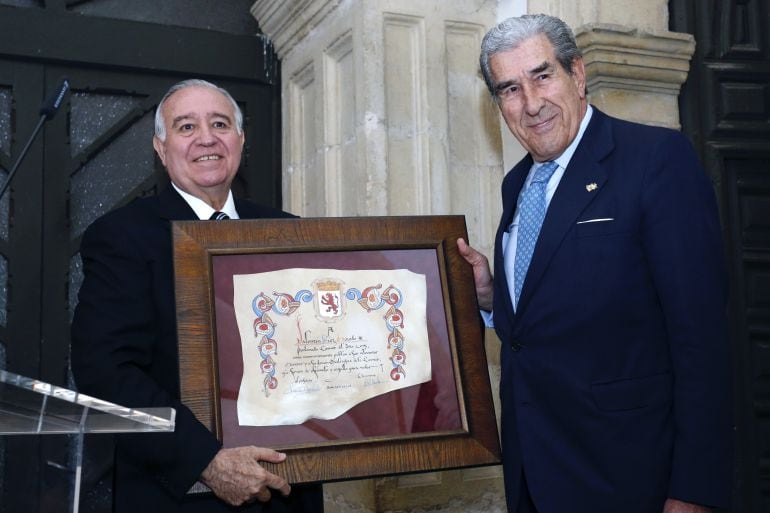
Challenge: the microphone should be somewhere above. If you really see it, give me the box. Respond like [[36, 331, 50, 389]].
[[39, 77, 70, 120], [0, 77, 70, 200]]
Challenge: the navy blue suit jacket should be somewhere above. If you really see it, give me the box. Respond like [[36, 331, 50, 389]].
[[71, 186, 321, 512], [492, 108, 731, 512]]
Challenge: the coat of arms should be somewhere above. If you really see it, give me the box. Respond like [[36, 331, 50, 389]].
[[313, 278, 345, 321]]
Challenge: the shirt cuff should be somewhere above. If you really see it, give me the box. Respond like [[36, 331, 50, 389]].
[[480, 309, 494, 328]]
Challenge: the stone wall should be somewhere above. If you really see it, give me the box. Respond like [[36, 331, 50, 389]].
[[250, 1, 694, 511]]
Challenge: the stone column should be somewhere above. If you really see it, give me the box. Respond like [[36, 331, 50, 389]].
[[251, 0, 503, 260], [251, 1, 505, 512], [250, 1, 696, 511]]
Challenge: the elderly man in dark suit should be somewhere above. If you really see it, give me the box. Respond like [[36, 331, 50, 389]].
[[458, 14, 731, 513], [71, 79, 323, 512]]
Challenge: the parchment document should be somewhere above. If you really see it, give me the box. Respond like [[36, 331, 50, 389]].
[[233, 268, 432, 426]]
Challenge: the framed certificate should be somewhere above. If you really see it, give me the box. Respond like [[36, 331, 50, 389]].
[[173, 216, 500, 484]]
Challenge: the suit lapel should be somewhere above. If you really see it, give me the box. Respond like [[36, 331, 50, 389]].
[[234, 198, 265, 219], [515, 109, 613, 316], [493, 157, 532, 334], [158, 186, 198, 222]]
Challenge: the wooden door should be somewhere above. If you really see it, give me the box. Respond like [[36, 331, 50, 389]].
[[671, 1, 770, 511]]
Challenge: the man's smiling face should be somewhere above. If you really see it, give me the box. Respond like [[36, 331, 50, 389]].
[[489, 33, 587, 162], [152, 85, 244, 205]]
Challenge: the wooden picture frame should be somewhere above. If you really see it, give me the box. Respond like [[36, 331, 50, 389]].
[[173, 216, 500, 484]]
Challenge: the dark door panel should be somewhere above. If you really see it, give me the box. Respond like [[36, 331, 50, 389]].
[[671, 1, 770, 511]]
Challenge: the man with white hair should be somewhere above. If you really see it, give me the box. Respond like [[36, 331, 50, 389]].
[[72, 79, 323, 512]]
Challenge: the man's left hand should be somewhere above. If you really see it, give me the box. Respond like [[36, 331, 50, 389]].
[[663, 498, 712, 513]]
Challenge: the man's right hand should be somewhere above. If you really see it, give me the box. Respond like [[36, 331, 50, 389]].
[[200, 446, 291, 507], [457, 238, 494, 311]]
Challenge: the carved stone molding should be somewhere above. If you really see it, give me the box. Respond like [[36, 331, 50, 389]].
[[250, 4, 505, 513], [251, 0, 341, 58], [576, 23, 696, 128]]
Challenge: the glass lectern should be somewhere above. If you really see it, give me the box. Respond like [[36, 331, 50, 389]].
[[0, 369, 175, 512]]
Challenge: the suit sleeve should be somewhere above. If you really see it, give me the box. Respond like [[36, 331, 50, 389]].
[[640, 131, 732, 508], [71, 215, 220, 499]]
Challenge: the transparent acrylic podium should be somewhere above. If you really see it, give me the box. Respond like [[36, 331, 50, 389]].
[[0, 369, 175, 512]]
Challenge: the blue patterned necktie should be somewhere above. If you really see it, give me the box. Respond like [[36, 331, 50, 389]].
[[512, 160, 559, 303]]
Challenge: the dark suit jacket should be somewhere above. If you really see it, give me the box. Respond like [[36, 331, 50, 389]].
[[492, 108, 731, 513], [71, 186, 322, 512]]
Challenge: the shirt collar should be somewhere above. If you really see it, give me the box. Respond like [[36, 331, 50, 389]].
[[171, 182, 240, 220], [552, 104, 593, 170]]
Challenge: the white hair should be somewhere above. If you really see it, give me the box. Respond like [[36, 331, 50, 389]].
[[154, 79, 243, 141]]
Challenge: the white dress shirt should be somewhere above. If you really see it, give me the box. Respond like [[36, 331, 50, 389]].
[[171, 182, 240, 220], [483, 105, 594, 326]]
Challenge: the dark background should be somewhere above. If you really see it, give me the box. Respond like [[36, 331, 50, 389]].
[[671, 1, 770, 512]]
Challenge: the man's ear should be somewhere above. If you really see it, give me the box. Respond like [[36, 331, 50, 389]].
[[152, 136, 167, 166], [572, 57, 587, 99]]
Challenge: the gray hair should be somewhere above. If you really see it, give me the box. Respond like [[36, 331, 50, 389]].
[[154, 79, 243, 141], [480, 14, 583, 97]]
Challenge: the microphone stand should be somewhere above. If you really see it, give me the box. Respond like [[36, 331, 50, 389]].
[[0, 77, 70, 200], [0, 114, 48, 200]]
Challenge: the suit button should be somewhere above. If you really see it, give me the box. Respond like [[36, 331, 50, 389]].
[[511, 341, 523, 352]]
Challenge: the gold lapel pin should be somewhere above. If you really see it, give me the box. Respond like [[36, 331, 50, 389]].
[[586, 183, 598, 192]]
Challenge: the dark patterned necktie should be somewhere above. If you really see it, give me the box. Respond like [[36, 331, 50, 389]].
[[209, 211, 229, 220]]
